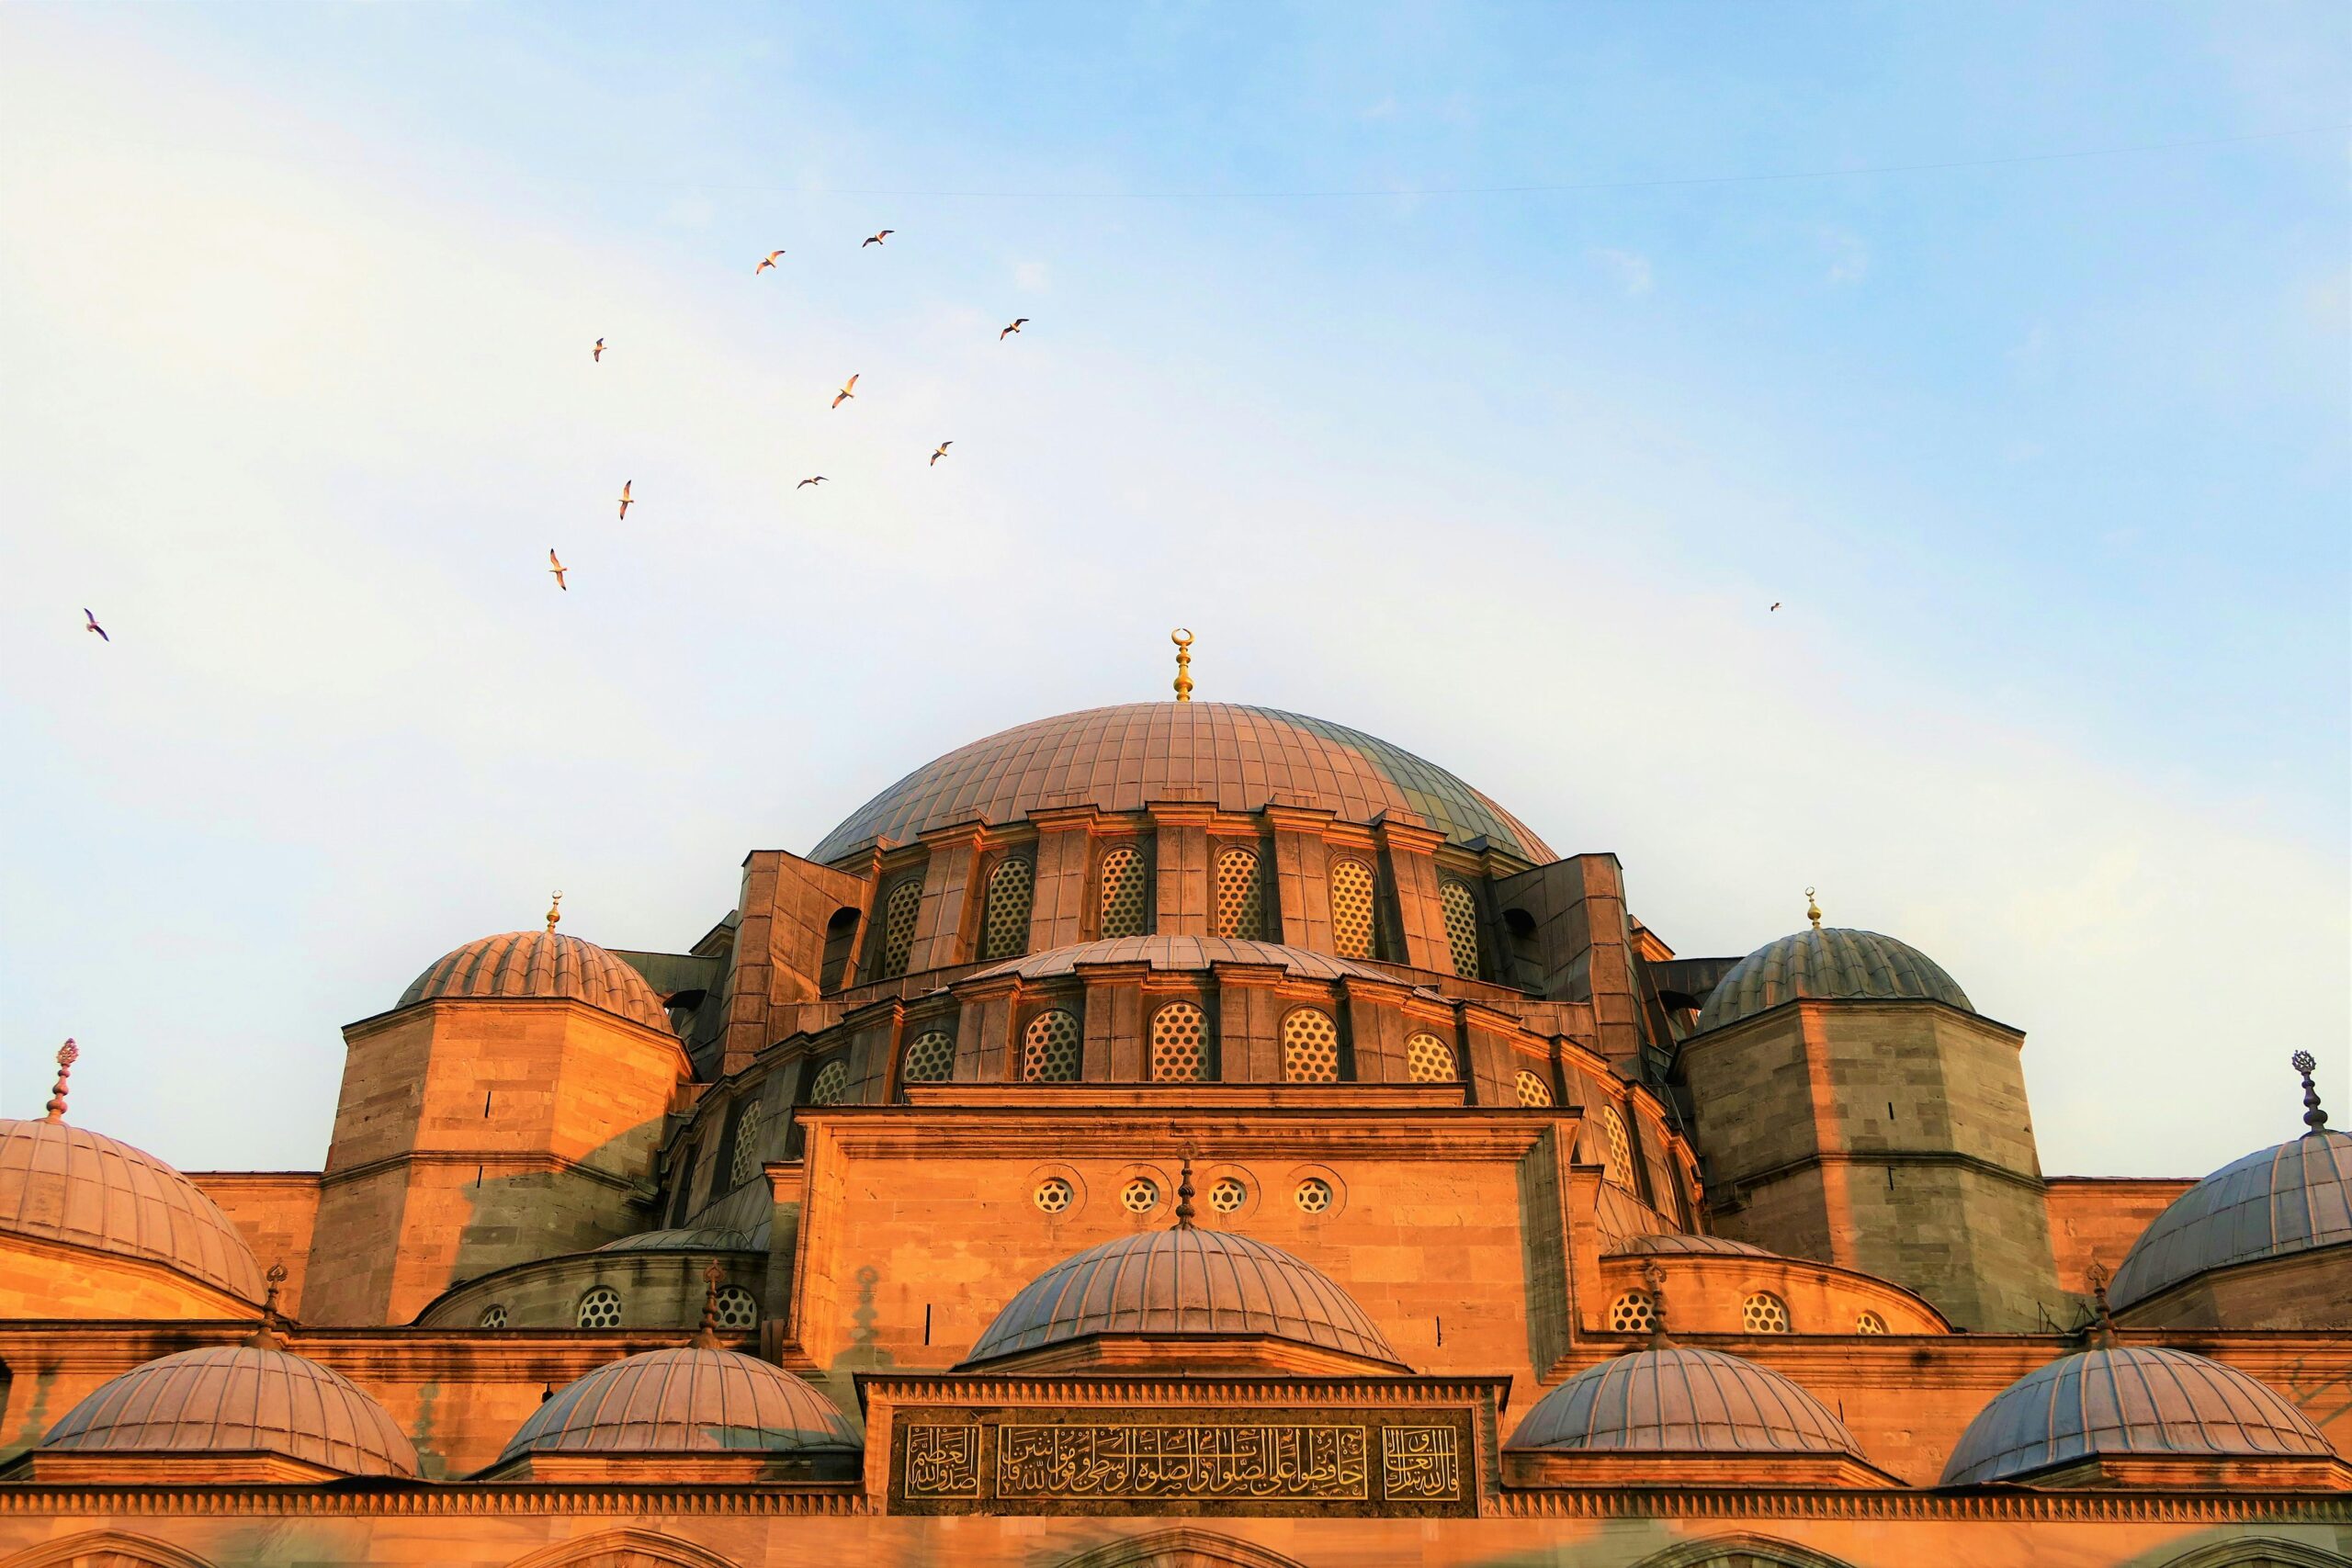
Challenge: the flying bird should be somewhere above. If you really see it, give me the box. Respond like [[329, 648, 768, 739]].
[[1000, 318, 1028, 339], [616, 481, 633, 520], [930, 441, 953, 467], [83, 608, 107, 642], [754, 250, 786, 275], [548, 550, 568, 591], [831, 374, 858, 409], [797, 476, 827, 489], [593, 337, 605, 362], [862, 229, 893, 248], [1770, 602, 1781, 612]]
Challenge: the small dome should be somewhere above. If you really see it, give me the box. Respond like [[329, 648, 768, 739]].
[[1939, 1346, 2334, 1486], [41, 1345, 419, 1477], [974, 935, 1382, 984], [1508, 1345, 1863, 1457], [399, 929, 672, 1032], [595, 1224, 768, 1253], [966, 1226, 1402, 1368], [0, 1118, 265, 1302], [2109, 1130, 2352, 1312], [1606, 1232, 1777, 1258], [1696, 927, 1972, 1033], [501, 1347, 859, 1460]]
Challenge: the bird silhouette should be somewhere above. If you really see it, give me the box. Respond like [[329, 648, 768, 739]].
[[1000, 318, 1028, 339], [754, 250, 786, 275], [616, 481, 634, 520], [862, 230, 893, 248], [1770, 602, 1781, 612], [593, 337, 605, 362], [548, 550, 569, 591], [831, 374, 859, 409], [83, 609, 107, 642], [797, 476, 828, 489], [930, 441, 953, 467]]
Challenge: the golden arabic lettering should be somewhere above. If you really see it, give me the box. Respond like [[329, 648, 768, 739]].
[[996, 1424, 1369, 1500], [904, 1425, 981, 1497], [1379, 1426, 1461, 1500]]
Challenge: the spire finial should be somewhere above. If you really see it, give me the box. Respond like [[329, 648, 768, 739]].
[[546, 891, 563, 933], [2292, 1051, 2329, 1135], [245, 1260, 290, 1350], [1173, 1144, 1197, 1229], [2084, 1258, 2118, 1349], [1170, 628, 1194, 704], [1804, 887, 1822, 930], [42, 1040, 79, 1123], [1640, 1259, 1674, 1348], [692, 1259, 726, 1348]]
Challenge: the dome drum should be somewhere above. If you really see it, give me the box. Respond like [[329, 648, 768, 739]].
[[1591, 1238, 1951, 1337], [413, 1246, 767, 1331]]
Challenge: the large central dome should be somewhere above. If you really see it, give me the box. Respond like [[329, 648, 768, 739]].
[[811, 702, 1552, 863]]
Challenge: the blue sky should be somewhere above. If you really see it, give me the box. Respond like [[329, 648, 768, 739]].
[[1, 3, 2344, 1177]]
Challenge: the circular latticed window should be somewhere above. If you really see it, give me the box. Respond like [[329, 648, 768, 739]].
[[1438, 879, 1483, 979], [479, 1304, 508, 1328], [1120, 1178, 1160, 1213], [1281, 1008, 1341, 1083], [805, 1059, 851, 1108], [1514, 1069, 1555, 1108], [1099, 845, 1147, 939], [1022, 1009, 1082, 1082], [1208, 1176, 1246, 1213], [1855, 1311, 1887, 1336], [1405, 1032, 1457, 1083], [1329, 859, 1377, 959], [1214, 847, 1264, 940], [1600, 1105, 1635, 1191], [901, 1029, 956, 1085], [1608, 1291, 1654, 1334], [727, 1099, 766, 1187], [1742, 1292, 1792, 1335], [877, 879, 922, 979], [1150, 1001, 1211, 1081], [978, 856, 1035, 961], [714, 1285, 759, 1330], [576, 1287, 623, 1329], [1295, 1178, 1334, 1213], [1034, 1177, 1074, 1213]]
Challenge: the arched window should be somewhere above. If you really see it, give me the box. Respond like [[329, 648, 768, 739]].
[[1742, 1292, 1792, 1334], [978, 856, 1035, 960], [1405, 1032, 1457, 1083], [726, 1099, 766, 1186], [876, 878, 922, 978], [818, 906, 860, 990], [576, 1286, 623, 1328], [714, 1285, 759, 1330], [1608, 1291, 1654, 1334], [1515, 1069, 1555, 1108], [479, 1303, 509, 1328], [1600, 1104, 1635, 1191], [1099, 845, 1147, 938], [1281, 1008, 1341, 1082], [1150, 1001, 1211, 1081], [1023, 1009, 1081, 1082], [901, 1028, 956, 1085], [1854, 1311, 1887, 1335], [805, 1058, 851, 1108], [1214, 847, 1264, 939], [1439, 879, 1482, 979], [1329, 859, 1377, 959]]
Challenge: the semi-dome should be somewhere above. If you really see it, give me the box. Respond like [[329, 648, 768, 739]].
[[1606, 1232, 1777, 1258], [810, 702, 1553, 863], [595, 1223, 769, 1253], [1939, 1346, 2334, 1486], [2109, 1127, 2351, 1312], [965, 1225, 1403, 1369], [1696, 926, 1972, 1033], [974, 934, 1383, 984], [398, 928, 672, 1032], [40, 1344, 420, 1477], [1507, 1345, 1863, 1457], [0, 1117, 266, 1302], [500, 1347, 859, 1460]]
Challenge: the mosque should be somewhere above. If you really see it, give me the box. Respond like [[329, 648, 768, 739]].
[[1, 647, 2346, 1568]]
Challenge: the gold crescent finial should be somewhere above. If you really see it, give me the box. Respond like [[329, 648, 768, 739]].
[[1170, 627, 1194, 703], [546, 891, 563, 933], [1804, 887, 1822, 930]]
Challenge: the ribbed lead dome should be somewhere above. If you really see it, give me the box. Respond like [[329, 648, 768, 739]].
[[501, 1347, 859, 1459], [2109, 1129, 2352, 1312], [399, 929, 672, 1032], [811, 702, 1553, 863], [1939, 1346, 2333, 1486], [0, 1118, 265, 1302], [41, 1345, 420, 1477], [1696, 927, 1972, 1033], [965, 1227, 1403, 1368], [1508, 1346, 1863, 1457]]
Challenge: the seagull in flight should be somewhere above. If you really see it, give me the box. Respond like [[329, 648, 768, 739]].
[[930, 441, 953, 467], [616, 481, 634, 520], [84, 608, 108, 642], [754, 250, 786, 275], [862, 229, 893, 248], [593, 337, 605, 362], [548, 550, 569, 591], [831, 374, 858, 409], [1000, 318, 1028, 339], [797, 476, 828, 489]]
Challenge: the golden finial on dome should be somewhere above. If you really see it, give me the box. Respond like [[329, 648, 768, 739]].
[[1640, 1258, 1673, 1349], [1170, 627, 1194, 703], [546, 891, 563, 933], [2083, 1258, 2118, 1349], [42, 1039, 78, 1123], [1804, 887, 1822, 930], [246, 1260, 290, 1350], [691, 1258, 725, 1348]]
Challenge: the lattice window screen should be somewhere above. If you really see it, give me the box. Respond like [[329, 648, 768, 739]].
[[576, 1287, 622, 1328], [1329, 859, 1376, 958], [901, 1029, 956, 1084], [1439, 879, 1482, 978], [1282, 1009, 1341, 1082], [1608, 1291, 1654, 1333], [1214, 847, 1264, 939], [1855, 1311, 1887, 1335], [1405, 1032, 1457, 1082], [1098, 845, 1146, 938], [479, 1304, 508, 1328], [726, 1099, 765, 1186], [877, 879, 922, 978], [1023, 1009, 1082, 1082], [1150, 1001, 1211, 1081], [805, 1059, 851, 1108], [1743, 1292, 1792, 1334], [714, 1286, 759, 1329], [1600, 1104, 1634, 1190], [979, 857, 1035, 961], [1515, 1069, 1555, 1108]]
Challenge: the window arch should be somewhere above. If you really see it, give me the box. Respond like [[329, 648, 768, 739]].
[[1214, 847, 1264, 939], [479, 1303, 509, 1328], [713, 1285, 759, 1330], [726, 1099, 766, 1186], [1405, 1032, 1457, 1082], [978, 856, 1035, 961], [804, 1058, 851, 1108], [1854, 1311, 1887, 1335], [901, 1028, 956, 1085], [1098, 844, 1147, 938], [876, 878, 922, 978], [576, 1286, 623, 1328], [1438, 878, 1483, 978], [1023, 1009, 1082, 1081], [1150, 1001, 1211, 1081], [1608, 1290, 1654, 1333], [818, 906, 860, 990], [1600, 1103, 1635, 1190], [1742, 1292, 1792, 1334], [1281, 1008, 1341, 1082], [1329, 859, 1377, 958]]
